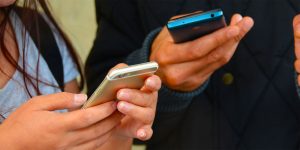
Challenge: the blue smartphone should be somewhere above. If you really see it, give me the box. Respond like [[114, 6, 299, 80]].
[[167, 9, 226, 43]]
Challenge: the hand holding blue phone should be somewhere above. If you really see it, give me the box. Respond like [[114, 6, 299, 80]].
[[150, 11, 254, 92]]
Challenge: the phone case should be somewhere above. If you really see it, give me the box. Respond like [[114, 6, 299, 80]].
[[82, 62, 158, 108], [167, 9, 226, 43]]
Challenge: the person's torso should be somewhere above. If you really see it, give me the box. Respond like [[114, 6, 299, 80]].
[[0, 11, 78, 120], [130, 0, 300, 149]]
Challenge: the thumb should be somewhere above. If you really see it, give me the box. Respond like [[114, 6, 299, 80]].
[[108, 63, 128, 74], [28, 92, 87, 111]]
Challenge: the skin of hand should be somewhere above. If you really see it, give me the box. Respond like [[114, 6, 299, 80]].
[[294, 14, 300, 85], [150, 13, 254, 92], [0, 92, 123, 150], [97, 64, 161, 150]]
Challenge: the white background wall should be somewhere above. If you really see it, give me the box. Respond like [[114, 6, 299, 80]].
[[49, 0, 97, 62]]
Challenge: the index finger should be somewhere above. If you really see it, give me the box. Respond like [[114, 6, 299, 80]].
[[108, 63, 128, 74], [60, 101, 117, 130], [163, 22, 240, 64]]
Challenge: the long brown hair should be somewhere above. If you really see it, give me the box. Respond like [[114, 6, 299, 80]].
[[0, 0, 84, 97]]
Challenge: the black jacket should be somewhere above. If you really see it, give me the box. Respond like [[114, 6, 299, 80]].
[[86, 0, 300, 149]]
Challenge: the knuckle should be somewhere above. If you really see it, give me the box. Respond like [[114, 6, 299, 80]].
[[150, 93, 158, 105], [218, 57, 229, 65], [94, 105, 114, 120], [141, 90, 155, 104], [145, 98, 154, 108], [60, 92, 72, 102], [233, 36, 240, 43], [189, 45, 202, 58], [143, 111, 155, 124], [128, 91, 138, 102], [221, 55, 231, 64], [79, 112, 94, 124], [25, 97, 39, 108], [155, 44, 176, 65], [101, 104, 114, 116], [234, 34, 243, 42], [144, 117, 153, 125], [26, 98, 36, 105], [156, 53, 169, 66], [209, 51, 221, 62], [165, 73, 183, 88], [142, 94, 152, 106], [212, 36, 223, 46]]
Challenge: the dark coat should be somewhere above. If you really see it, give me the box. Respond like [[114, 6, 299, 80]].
[[86, 0, 300, 149]]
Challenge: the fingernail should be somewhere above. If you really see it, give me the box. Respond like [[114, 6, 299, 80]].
[[242, 18, 254, 31], [74, 94, 88, 106], [227, 27, 239, 38], [236, 15, 243, 22], [118, 102, 131, 112], [118, 90, 131, 100], [146, 79, 156, 90], [137, 130, 147, 139]]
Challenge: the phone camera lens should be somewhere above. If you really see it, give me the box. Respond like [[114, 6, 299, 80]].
[[211, 14, 215, 18]]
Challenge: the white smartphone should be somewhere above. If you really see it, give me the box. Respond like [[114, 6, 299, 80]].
[[82, 62, 159, 109]]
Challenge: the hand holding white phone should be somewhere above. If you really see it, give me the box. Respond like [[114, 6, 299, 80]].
[[82, 62, 159, 108]]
